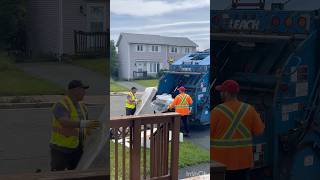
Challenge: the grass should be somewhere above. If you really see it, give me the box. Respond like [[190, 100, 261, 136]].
[[134, 79, 159, 87], [110, 140, 209, 179], [0, 53, 64, 96], [110, 80, 128, 92], [71, 58, 107, 76]]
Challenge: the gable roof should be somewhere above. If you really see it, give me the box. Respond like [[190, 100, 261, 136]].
[[116, 33, 198, 47]]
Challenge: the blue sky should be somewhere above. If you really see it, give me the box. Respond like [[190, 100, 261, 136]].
[[111, 0, 210, 50]]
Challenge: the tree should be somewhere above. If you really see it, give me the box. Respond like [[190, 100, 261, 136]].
[[0, 0, 26, 50], [110, 40, 119, 79]]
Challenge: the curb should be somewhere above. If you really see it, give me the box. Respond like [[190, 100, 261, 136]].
[[0, 102, 104, 109]]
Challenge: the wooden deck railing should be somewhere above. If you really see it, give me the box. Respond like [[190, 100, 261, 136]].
[[110, 113, 181, 180], [74, 30, 108, 57]]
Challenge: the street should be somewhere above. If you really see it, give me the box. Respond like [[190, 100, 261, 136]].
[[0, 106, 104, 175]]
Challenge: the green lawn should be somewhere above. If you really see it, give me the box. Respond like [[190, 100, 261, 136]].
[[0, 53, 64, 96], [110, 80, 128, 92], [72, 58, 107, 76], [110, 140, 209, 179], [134, 79, 159, 87]]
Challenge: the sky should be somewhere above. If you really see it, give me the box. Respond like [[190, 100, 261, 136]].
[[110, 0, 210, 50]]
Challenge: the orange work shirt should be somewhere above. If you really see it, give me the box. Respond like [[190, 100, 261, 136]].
[[169, 93, 193, 116], [210, 100, 264, 170]]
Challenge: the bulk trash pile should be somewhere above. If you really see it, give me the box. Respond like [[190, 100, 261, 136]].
[[151, 94, 174, 113]]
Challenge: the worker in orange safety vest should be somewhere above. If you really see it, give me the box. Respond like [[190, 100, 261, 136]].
[[211, 80, 265, 180], [168, 86, 193, 137]]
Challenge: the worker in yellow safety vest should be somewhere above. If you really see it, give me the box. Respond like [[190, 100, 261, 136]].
[[50, 80, 100, 171], [125, 87, 141, 115], [168, 86, 193, 137]]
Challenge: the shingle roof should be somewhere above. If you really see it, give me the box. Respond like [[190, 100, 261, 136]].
[[116, 33, 198, 47]]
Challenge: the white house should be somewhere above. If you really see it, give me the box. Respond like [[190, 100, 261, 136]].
[[116, 33, 198, 80]]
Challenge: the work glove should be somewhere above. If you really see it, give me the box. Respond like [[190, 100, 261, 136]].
[[135, 99, 142, 105], [80, 120, 100, 129]]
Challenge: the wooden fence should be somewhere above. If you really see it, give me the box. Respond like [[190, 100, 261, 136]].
[[74, 31, 108, 57], [110, 113, 181, 180]]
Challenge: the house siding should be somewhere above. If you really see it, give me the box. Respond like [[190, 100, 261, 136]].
[[26, 0, 59, 56], [117, 34, 198, 80], [118, 37, 130, 80], [62, 0, 87, 55], [27, 0, 107, 57]]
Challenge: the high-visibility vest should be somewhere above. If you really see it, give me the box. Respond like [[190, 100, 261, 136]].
[[171, 93, 192, 116], [211, 103, 252, 148], [50, 96, 87, 149], [125, 92, 136, 109]]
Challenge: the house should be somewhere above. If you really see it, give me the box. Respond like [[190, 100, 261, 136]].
[[26, 0, 108, 58], [116, 33, 198, 80]]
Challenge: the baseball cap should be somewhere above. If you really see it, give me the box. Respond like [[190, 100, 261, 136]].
[[215, 80, 240, 93], [178, 86, 186, 92], [68, 80, 89, 90]]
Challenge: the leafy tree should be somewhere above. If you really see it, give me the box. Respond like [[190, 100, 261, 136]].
[[0, 0, 26, 50], [110, 40, 119, 79]]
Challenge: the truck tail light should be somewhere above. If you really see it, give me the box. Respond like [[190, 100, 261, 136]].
[[272, 16, 280, 26], [298, 16, 307, 28], [285, 17, 293, 27]]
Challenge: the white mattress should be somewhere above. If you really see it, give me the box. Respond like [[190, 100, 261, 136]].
[[134, 87, 157, 115], [76, 105, 107, 170]]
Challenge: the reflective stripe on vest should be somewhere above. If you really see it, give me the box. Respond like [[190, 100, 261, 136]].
[[125, 92, 136, 109], [50, 96, 86, 149], [211, 103, 251, 148], [211, 138, 252, 148], [176, 94, 189, 109]]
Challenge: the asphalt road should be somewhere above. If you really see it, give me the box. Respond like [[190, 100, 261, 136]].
[[0, 106, 104, 175]]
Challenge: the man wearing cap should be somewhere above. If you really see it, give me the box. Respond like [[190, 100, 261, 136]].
[[125, 87, 141, 116], [50, 80, 100, 171], [168, 86, 193, 137], [211, 80, 264, 180]]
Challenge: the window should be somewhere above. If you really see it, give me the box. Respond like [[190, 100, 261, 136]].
[[170, 46, 178, 53], [185, 47, 190, 53], [137, 45, 144, 52], [150, 45, 160, 52], [88, 5, 105, 32], [90, 22, 104, 32], [148, 62, 160, 73]]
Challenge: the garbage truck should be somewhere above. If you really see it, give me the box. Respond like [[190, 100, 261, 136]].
[[153, 50, 210, 125], [211, 0, 320, 179]]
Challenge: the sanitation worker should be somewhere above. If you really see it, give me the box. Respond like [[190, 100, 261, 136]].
[[168, 86, 193, 137], [211, 80, 265, 180], [125, 87, 141, 115], [50, 80, 100, 171]]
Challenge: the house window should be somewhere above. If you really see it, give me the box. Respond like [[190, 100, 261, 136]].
[[90, 22, 104, 32], [88, 5, 105, 32], [185, 47, 190, 53], [137, 45, 144, 52], [148, 62, 160, 73], [170, 46, 178, 53], [151, 45, 160, 52]]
